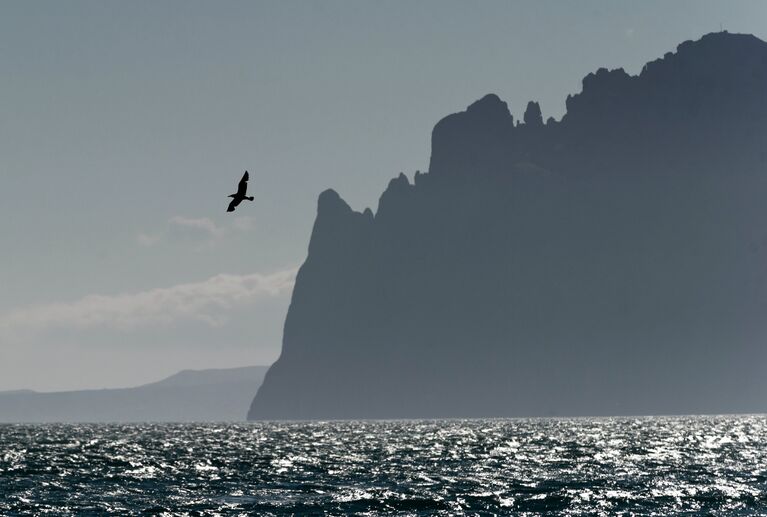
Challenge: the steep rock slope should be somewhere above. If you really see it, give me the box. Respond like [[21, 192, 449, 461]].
[[250, 33, 767, 419]]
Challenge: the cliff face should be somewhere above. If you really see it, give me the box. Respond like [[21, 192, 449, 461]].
[[250, 33, 767, 420]]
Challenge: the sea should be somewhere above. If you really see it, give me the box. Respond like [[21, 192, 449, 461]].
[[2, 416, 766, 515]]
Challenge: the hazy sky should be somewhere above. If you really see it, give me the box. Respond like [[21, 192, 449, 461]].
[[2, 1, 766, 391]]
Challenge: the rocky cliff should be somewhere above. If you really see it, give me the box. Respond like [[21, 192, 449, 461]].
[[250, 32, 767, 419]]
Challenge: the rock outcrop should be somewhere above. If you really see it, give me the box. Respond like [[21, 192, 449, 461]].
[[250, 32, 767, 419]]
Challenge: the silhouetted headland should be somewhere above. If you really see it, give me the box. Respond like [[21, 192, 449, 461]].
[[249, 32, 767, 420]]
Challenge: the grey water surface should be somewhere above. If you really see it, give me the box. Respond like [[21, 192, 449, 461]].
[[2, 416, 766, 515]]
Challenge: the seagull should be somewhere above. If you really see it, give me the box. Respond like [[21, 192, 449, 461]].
[[227, 171, 254, 212]]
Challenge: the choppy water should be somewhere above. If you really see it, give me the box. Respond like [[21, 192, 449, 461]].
[[2, 417, 767, 515]]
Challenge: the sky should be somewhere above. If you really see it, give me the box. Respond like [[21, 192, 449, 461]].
[[1, 0, 766, 391]]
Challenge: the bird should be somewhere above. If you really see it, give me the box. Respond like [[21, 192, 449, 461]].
[[227, 171, 254, 212]]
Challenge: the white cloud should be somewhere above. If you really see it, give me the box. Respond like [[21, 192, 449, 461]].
[[168, 216, 225, 238], [0, 268, 298, 336], [232, 216, 254, 231], [136, 215, 253, 249], [137, 232, 162, 247]]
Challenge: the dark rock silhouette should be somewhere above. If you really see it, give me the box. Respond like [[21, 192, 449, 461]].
[[249, 32, 767, 420], [0, 366, 268, 423], [523, 101, 543, 127]]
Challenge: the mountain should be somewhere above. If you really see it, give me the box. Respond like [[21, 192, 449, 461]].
[[249, 32, 767, 420], [0, 366, 268, 423]]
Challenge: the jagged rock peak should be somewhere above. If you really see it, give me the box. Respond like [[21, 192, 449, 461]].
[[389, 172, 411, 188], [466, 93, 512, 119], [558, 31, 767, 133], [523, 101, 543, 126], [638, 31, 767, 82], [317, 188, 352, 216], [380, 172, 412, 204], [429, 93, 514, 176], [377, 172, 413, 217]]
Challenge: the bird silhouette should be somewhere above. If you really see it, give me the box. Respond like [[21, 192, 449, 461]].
[[227, 171, 254, 212]]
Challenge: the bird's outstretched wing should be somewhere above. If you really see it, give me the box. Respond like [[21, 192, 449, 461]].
[[236, 171, 249, 197], [227, 197, 242, 212]]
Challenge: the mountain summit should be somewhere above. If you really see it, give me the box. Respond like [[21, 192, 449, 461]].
[[249, 33, 767, 420]]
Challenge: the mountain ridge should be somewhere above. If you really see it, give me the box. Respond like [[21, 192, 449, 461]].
[[0, 366, 268, 422]]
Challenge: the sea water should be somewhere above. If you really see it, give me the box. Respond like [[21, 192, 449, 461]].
[[2, 416, 766, 515]]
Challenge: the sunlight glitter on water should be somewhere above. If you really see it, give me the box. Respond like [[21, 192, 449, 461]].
[[1, 416, 767, 515]]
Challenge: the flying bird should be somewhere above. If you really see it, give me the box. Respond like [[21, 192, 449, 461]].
[[227, 171, 254, 212]]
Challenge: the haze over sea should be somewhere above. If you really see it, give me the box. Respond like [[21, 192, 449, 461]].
[[2, 416, 766, 515]]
